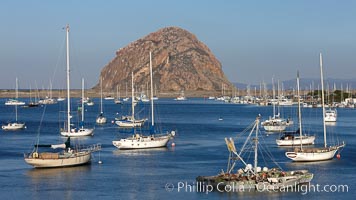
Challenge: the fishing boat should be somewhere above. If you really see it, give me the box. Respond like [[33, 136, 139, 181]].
[[285, 54, 345, 161], [24, 25, 101, 168], [113, 52, 175, 149], [115, 72, 147, 127], [196, 116, 313, 191], [96, 77, 107, 124], [2, 78, 26, 130], [276, 72, 315, 146], [61, 78, 94, 137]]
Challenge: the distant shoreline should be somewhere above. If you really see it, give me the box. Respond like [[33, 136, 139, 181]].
[[0, 89, 236, 98]]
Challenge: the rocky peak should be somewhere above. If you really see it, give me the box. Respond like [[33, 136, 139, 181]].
[[94, 26, 233, 95]]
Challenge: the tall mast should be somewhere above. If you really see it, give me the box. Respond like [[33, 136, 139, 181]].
[[66, 24, 71, 133], [100, 77, 103, 113], [272, 77, 275, 117], [254, 117, 259, 173], [131, 72, 135, 121], [81, 78, 85, 127], [150, 51, 154, 127], [297, 71, 303, 150], [15, 77, 18, 122], [116, 85, 119, 99], [320, 53, 327, 148]]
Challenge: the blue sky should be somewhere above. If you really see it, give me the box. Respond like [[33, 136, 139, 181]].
[[1, 0, 356, 89]]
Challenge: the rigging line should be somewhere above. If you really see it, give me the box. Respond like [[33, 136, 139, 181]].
[[51, 36, 66, 89], [35, 104, 48, 152], [259, 132, 283, 170]]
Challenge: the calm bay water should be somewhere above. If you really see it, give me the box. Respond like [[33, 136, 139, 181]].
[[0, 98, 355, 200]]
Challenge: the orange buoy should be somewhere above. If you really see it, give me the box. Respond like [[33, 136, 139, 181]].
[[336, 154, 341, 160]]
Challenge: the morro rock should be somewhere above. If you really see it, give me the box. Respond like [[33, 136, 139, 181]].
[[95, 26, 233, 95]]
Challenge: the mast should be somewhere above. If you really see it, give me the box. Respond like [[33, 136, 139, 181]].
[[66, 24, 71, 133], [254, 117, 259, 173], [131, 72, 135, 121], [125, 82, 128, 98], [81, 78, 85, 127], [277, 79, 280, 116], [150, 51, 154, 127], [320, 53, 327, 148], [116, 85, 119, 100], [100, 77, 103, 113], [15, 77, 18, 122], [272, 77, 276, 117], [297, 71, 303, 150]]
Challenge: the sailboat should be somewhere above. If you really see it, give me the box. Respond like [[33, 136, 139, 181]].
[[113, 52, 175, 149], [174, 90, 187, 101], [276, 72, 315, 146], [114, 85, 122, 104], [28, 85, 39, 107], [57, 89, 66, 102], [96, 77, 107, 124], [5, 78, 26, 106], [285, 54, 345, 161], [324, 108, 337, 122], [61, 78, 94, 137], [24, 24, 101, 168], [122, 82, 129, 102], [197, 116, 313, 191], [38, 80, 57, 105], [2, 78, 26, 130], [261, 78, 287, 132], [115, 72, 147, 127]]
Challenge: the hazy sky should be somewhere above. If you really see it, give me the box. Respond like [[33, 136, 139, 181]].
[[1, 0, 355, 89]]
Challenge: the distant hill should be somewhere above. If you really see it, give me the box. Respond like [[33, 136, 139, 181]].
[[94, 27, 233, 93]]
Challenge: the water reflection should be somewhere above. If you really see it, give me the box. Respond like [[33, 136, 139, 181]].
[[325, 122, 337, 126], [26, 164, 91, 179], [26, 165, 91, 200], [112, 147, 169, 156]]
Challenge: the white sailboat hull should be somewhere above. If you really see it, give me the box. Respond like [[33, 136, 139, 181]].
[[325, 109, 337, 122], [60, 128, 94, 137], [175, 97, 186, 101], [96, 116, 107, 124], [38, 98, 57, 104], [324, 113, 337, 122], [5, 101, 26, 106], [112, 135, 171, 149], [324, 117, 337, 122], [86, 102, 94, 106], [285, 148, 339, 161], [2, 122, 26, 130], [276, 136, 315, 146], [115, 120, 144, 127], [263, 125, 286, 132], [24, 152, 91, 168]]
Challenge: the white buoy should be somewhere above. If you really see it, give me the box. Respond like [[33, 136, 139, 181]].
[[171, 142, 176, 147], [98, 160, 102, 164]]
